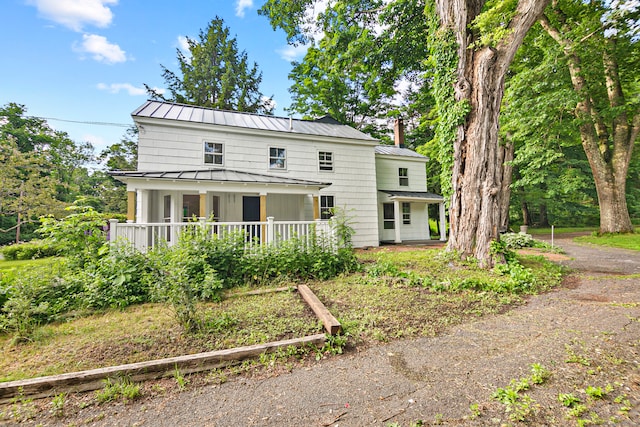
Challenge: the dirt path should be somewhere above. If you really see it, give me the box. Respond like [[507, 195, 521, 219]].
[[11, 238, 640, 426]]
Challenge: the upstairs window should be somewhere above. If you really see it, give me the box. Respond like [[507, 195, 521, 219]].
[[318, 151, 334, 172], [320, 195, 335, 219], [204, 142, 223, 165], [399, 167, 409, 186], [269, 147, 286, 169]]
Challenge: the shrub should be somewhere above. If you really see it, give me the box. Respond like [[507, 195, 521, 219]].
[[0, 240, 61, 261]]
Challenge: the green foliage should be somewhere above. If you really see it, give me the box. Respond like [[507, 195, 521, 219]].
[[147, 17, 273, 114], [471, 0, 518, 47], [50, 392, 66, 417], [425, 12, 470, 202], [37, 204, 108, 268], [492, 364, 549, 422], [575, 232, 640, 251], [95, 377, 141, 404], [558, 392, 581, 407], [0, 240, 61, 260]]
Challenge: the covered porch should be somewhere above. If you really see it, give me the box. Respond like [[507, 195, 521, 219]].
[[378, 190, 447, 244], [109, 168, 333, 250]]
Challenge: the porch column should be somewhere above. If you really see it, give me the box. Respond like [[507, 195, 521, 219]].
[[260, 193, 267, 244], [312, 195, 320, 220], [439, 202, 447, 241], [127, 191, 135, 222], [199, 192, 207, 219], [393, 200, 402, 243], [425, 203, 432, 240]]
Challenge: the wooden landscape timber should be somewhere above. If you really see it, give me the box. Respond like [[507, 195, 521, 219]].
[[0, 334, 326, 403], [298, 284, 342, 335]]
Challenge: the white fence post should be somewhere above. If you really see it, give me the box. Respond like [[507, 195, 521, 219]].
[[108, 219, 118, 246], [267, 216, 274, 245]]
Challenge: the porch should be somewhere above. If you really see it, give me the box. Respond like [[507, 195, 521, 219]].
[[108, 217, 337, 253]]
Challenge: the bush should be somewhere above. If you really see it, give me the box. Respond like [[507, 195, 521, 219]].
[[0, 240, 61, 261]]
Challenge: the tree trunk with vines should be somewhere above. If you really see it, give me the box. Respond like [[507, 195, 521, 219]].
[[435, 0, 550, 267]]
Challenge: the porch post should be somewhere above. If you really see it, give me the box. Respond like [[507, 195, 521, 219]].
[[393, 200, 402, 243], [127, 191, 135, 222], [439, 202, 447, 241], [108, 219, 118, 246], [199, 192, 207, 219], [425, 203, 432, 240], [260, 193, 267, 244], [312, 195, 320, 220]]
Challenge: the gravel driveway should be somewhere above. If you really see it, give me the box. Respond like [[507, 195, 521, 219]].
[[10, 237, 640, 426]]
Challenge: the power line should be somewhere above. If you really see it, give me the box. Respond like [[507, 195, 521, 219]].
[[25, 115, 132, 128]]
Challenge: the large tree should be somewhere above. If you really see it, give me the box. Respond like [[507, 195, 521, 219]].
[[536, 0, 638, 233], [0, 103, 93, 243], [147, 17, 274, 114], [260, 0, 549, 266]]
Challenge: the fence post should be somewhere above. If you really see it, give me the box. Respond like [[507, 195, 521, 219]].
[[267, 217, 275, 245], [108, 219, 118, 246]]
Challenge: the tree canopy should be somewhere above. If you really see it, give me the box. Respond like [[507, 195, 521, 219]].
[[146, 16, 274, 115]]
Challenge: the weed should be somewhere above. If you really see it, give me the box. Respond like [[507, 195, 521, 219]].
[[173, 365, 189, 391], [468, 402, 481, 419], [558, 393, 581, 407], [50, 392, 65, 417], [529, 363, 551, 384], [568, 404, 588, 418], [565, 344, 590, 366], [585, 384, 612, 399], [95, 377, 141, 404]]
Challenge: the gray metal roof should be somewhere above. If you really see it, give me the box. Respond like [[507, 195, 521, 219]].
[[110, 168, 331, 188], [132, 100, 378, 142], [375, 145, 428, 159], [380, 190, 444, 201]]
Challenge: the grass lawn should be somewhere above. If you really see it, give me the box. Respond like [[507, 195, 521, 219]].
[[574, 232, 640, 251], [0, 257, 58, 273], [0, 248, 565, 383]]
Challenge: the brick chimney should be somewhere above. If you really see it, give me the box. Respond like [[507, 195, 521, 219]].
[[394, 118, 405, 148]]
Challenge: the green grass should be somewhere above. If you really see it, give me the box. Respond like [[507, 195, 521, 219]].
[[0, 257, 59, 272], [574, 233, 640, 251], [528, 226, 597, 235]]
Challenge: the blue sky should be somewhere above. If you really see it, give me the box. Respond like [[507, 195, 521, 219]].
[[0, 0, 306, 153]]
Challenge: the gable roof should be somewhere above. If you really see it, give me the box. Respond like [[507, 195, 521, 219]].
[[375, 145, 428, 160], [109, 168, 331, 188], [132, 100, 377, 142]]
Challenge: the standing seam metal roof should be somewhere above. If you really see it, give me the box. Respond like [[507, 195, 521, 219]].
[[132, 100, 378, 141], [374, 145, 428, 159], [109, 168, 331, 187]]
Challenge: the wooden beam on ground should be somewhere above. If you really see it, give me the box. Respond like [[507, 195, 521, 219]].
[[0, 333, 326, 403], [298, 284, 341, 335]]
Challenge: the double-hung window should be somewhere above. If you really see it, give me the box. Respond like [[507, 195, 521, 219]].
[[269, 147, 286, 169], [399, 168, 409, 186], [204, 142, 223, 165], [320, 195, 335, 219], [318, 151, 334, 172]]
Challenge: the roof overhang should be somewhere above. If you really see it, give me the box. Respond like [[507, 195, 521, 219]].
[[380, 190, 444, 203], [110, 168, 331, 194]]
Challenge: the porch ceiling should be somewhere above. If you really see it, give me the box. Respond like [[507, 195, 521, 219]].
[[110, 168, 331, 192], [380, 190, 444, 203]]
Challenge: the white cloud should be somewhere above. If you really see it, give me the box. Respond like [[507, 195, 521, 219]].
[[235, 0, 253, 18], [28, 0, 117, 32], [276, 44, 308, 62], [76, 34, 126, 64], [177, 35, 190, 52], [82, 133, 108, 152], [96, 83, 158, 96]]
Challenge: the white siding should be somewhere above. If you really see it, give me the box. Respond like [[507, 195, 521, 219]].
[[136, 120, 380, 247], [375, 156, 428, 192]]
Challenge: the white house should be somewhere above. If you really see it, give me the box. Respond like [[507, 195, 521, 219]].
[[111, 100, 446, 248]]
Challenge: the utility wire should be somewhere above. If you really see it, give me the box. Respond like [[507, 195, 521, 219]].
[[25, 115, 132, 128]]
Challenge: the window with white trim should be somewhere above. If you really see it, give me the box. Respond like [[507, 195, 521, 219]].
[[383, 203, 395, 229], [399, 167, 409, 186], [204, 142, 223, 165], [402, 202, 411, 224], [320, 195, 335, 219], [318, 151, 334, 172], [269, 147, 286, 169]]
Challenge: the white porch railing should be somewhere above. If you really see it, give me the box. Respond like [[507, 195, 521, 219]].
[[108, 217, 337, 252]]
